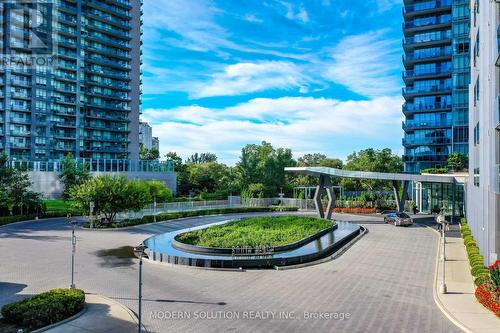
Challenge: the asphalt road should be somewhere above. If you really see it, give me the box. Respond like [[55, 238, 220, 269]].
[[0, 212, 460, 333]]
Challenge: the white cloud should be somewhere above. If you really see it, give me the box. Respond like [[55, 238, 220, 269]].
[[244, 14, 263, 23], [374, 0, 402, 13], [143, 96, 404, 164], [323, 30, 402, 97], [193, 61, 310, 98], [281, 2, 309, 23]]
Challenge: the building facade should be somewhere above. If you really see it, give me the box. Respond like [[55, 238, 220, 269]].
[[139, 121, 152, 149], [152, 136, 159, 150], [402, 0, 470, 173], [0, 0, 142, 161], [467, 0, 500, 265]]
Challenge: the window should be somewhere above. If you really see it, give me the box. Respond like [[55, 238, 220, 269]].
[[474, 122, 480, 146], [473, 168, 480, 187]]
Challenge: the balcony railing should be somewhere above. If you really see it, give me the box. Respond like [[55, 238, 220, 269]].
[[404, 31, 451, 46], [402, 137, 451, 146], [403, 67, 451, 79], [402, 120, 452, 129], [404, 48, 451, 62], [403, 154, 448, 162], [404, 16, 451, 29], [403, 0, 452, 15], [403, 84, 451, 96]]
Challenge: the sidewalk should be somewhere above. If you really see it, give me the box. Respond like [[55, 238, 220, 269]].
[[42, 293, 139, 333], [433, 226, 500, 333]]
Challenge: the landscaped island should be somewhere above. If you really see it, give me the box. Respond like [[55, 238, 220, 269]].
[[175, 216, 335, 248]]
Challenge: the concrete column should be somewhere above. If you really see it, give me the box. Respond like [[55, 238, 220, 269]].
[[313, 175, 326, 219]]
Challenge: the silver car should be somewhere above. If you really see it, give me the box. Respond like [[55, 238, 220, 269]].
[[384, 212, 413, 226]]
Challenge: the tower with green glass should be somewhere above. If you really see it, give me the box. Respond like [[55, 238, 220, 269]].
[[0, 0, 142, 161], [402, 0, 470, 173]]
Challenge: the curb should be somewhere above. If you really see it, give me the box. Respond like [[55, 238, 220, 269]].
[[31, 304, 87, 333], [274, 225, 368, 270], [91, 293, 148, 332], [418, 223, 474, 333]]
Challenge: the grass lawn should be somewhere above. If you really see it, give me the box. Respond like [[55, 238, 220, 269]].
[[175, 216, 334, 248], [43, 200, 76, 213]]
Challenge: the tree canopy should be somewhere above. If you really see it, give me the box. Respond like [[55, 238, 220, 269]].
[[59, 153, 91, 200]]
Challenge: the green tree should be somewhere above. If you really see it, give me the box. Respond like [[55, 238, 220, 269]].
[[165, 152, 189, 194], [446, 152, 468, 171], [293, 153, 344, 188], [241, 183, 265, 198], [341, 148, 403, 191], [139, 145, 160, 160], [237, 141, 296, 197], [59, 153, 91, 200], [187, 152, 217, 164], [0, 153, 42, 216], [145, 180, 173, 203], [70, 175, 151, 224]]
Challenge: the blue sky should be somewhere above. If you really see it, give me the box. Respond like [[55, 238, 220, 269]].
[[141, 0, 404, 164]]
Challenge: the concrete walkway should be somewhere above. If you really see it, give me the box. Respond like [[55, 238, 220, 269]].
[[43, 293, 138, 333], [434, 226, 500, 333]]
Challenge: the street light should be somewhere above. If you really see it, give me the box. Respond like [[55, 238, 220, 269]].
[[133, 244, 147, 333], [440, 215, 447, 294], [67, 213, 78, 289]]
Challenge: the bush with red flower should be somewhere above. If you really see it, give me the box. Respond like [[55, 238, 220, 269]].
[[474, 259, 500, 317]]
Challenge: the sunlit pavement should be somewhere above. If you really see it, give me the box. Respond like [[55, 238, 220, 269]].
[[0, 213, 461, 333]]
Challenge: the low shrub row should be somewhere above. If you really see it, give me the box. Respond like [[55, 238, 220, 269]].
[[0, 211, 85, 226], [332, 207, 377, 214], [461, 219, 500, 317], [84, 206, 299, 229], [0, 215, 36, 226], [1, 288, 85, 331]]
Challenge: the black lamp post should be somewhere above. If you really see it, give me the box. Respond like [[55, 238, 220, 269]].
[[133, 244, 146, 333]]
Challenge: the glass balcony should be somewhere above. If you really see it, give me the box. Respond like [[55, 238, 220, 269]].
[[403, 0, 452, 15], [403, 31, 451, 47], [403, 48, 451, 63], [403, 67, 451, 79], [402, 120, 452, 130], [403, 154, 448, 163], [403, 16, 451, 30], [402, 137, 451, 146], [402, 84, 451, 96]]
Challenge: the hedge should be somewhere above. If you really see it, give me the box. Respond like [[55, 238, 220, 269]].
[[332, 207, 376, 214], [0, 215, 36, 226], [84, 206, 300, 229], [1, 289, 85, 330]]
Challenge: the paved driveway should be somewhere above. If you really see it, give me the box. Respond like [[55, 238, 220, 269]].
[[0, 213, 460, 333]]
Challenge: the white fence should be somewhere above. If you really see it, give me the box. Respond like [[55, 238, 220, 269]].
[[116, 199, 242, 220], [114, 197, 399, 221]]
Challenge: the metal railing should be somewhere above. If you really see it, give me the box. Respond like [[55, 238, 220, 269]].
[[6, 159, 175, 173]]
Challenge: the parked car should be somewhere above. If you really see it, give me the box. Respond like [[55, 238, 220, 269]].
[[384, 212, 413, 226]]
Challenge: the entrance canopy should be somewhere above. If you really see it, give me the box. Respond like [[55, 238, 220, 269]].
[[285, 167, 457, 183], [285, 167, 460, 219]]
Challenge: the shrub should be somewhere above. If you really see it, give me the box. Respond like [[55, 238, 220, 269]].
[[332, 207, 376, 214], [471, 265, 489, 277], [1, 288, 85, 330], [474, 274, 492, 286], [0, 215, 36, 226], [84, 206, 299, 229]]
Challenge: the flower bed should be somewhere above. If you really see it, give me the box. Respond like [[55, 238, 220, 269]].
[[333, 207, 376, 214], [461, 219, 500, 318]]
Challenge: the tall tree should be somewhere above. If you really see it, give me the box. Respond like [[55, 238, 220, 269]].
[[237, 141, 296, 197], [59, 153, 91, 200], [187, 152, 217, 164], [342, 148, 403, 191], [139, 145, 160, 160]]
